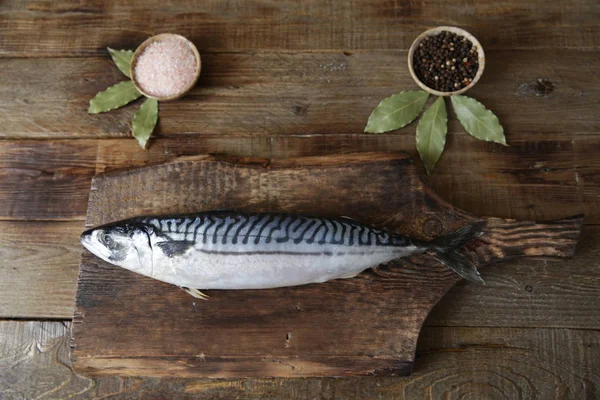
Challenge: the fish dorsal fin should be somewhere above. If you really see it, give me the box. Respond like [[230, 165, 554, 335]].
[[156, 240, 195, 258]]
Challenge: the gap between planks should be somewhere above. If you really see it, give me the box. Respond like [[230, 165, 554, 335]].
[[3, 319, 600, 332]]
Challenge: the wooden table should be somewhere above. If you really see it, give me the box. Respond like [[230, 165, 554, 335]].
[[1, 1, 598, 398]]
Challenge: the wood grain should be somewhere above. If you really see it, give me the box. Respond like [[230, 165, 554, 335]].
[[1, 134, 597, 223], [0, 141, 96, 221], [2, 321, 598, 399], [0, 221, 81, 319], [0, 321, 94, 399], [1, 50, 599, 139], [71, 152, 581, 377], [0, 0, 598, 57]]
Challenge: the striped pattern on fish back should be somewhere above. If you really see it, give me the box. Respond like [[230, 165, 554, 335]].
[[140, 212, 411, 248]]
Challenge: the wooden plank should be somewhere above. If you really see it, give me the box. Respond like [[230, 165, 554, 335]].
[[1, 134, 598, 222], [2, 321, 598, 399], [0, 221, 82, 319], [1, 50, 599, 139], [3, 221, 596, 327], [0, 0, 598, 57], [71, 153, 581, 377], [0, 141, 97, 221]]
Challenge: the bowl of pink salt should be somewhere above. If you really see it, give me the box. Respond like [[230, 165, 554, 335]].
[[131, 33, 201, 101]]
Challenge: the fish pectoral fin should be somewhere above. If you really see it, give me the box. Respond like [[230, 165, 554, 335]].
[[157, 240, 195, 258], [181, 286, 210, 300]]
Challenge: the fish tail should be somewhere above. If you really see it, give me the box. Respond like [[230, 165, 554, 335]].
[[427, 223, 485, 284]]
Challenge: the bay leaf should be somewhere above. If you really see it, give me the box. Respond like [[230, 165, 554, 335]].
[[364, 91, 429, 133], [108, 47, 134, 78], [132, 97, 159, 149], [451, 95, 507, 145], [416, 96, 448, 174], [88, 81, 142, 114]]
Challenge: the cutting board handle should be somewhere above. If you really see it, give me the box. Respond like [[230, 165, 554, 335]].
[[478, 214, 583, 265], [73, 152, 584, 378]]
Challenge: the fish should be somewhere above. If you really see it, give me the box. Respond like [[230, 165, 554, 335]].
[[80, 211, 484, 299]]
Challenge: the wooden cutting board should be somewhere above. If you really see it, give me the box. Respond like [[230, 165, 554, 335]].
[[71, 152, 582, 378]]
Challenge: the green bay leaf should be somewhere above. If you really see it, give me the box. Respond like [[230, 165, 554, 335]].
[[451, 95, 507, 145], [88, 81, 142, 114], [416, 96, 448, 174], [108, 47, 134, 78], [364, 90, 429, 133], [132, 97, 159, 150]]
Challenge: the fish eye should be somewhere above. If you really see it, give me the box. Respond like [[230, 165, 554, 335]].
[[101, 232, 116, 249]]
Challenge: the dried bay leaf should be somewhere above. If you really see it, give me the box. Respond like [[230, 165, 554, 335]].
[[88, 81, 142, 114], [364, 91, 429, 133], [132, 97, 159, 149], [451, 95, 507, 145], [108, 47, 134, 78], [416, 96, 448, 174]]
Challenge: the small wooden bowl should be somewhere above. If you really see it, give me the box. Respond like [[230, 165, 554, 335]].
[[408, 26, 485, 97], [130, 33, 201, 101]]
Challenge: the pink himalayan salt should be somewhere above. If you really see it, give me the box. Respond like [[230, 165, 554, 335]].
[[134, 38, 198, 98]]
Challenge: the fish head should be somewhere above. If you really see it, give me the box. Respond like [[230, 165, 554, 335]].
[[80, 221, 153, 274]]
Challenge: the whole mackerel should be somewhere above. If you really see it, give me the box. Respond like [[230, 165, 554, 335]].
[[81, 211, 483, 298]]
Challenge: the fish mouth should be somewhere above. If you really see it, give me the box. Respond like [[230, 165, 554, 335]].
[[80, 229, 110, 261], [80, 229, 94, 248]]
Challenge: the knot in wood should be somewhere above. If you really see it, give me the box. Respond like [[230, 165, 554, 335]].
[[422, 218, 443, 237]]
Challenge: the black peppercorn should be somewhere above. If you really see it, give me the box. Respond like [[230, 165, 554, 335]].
[[413, 30, 479, 92]]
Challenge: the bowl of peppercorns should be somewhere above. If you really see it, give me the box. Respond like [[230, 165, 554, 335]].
[[408, 26, 485, 96]]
